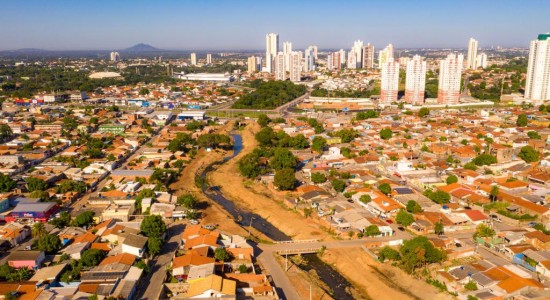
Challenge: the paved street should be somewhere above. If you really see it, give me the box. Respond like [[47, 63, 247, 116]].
[[135, 222, 185, 300]]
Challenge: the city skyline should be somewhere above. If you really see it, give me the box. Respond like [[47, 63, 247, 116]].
[[1, 0, 549, 51]]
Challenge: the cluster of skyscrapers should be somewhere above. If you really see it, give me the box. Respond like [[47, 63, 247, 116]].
[[246, 32, 550, 104], [188, 53, 213, 66], [247, 33, 317, 82]]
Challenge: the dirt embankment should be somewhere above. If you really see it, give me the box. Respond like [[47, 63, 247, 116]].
[[321, 248, 452, 300], [208, 122, 332, 241], [170, 122, 248, 236]]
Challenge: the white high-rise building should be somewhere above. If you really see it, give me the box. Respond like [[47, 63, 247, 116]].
[[206, 53, 212, 64], [347, 49, 358, 69], [327, 54, 334, 71], [265, 33, 279, 73], [378, 44, 394, 69], [304, 46, 315, 72], [282, 41, 293, 72], [312, 45, 318, 59], [362, 44, 375, 69], [381, 58, 400, 105], [467, 38, 479, 69], [404, 55, 426, 105], [339, 49, 346, 67], [438, 53, 464, 105], [476, 53, 488, 69], [289, 51, 302, 82], [283, 41, 292, 54], [274, 52, 286, 81], [352, 40, 364, 68], [525, 34, 550, 103], [110, 52, 120, 62], [190, 53, 197, 66]]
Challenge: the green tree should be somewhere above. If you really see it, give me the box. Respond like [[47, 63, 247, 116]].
[[0, 173, 16, 192], [365, 225, 381, 237], [333, 129, 358, 143], [36, 234, 62, 254], [434, 222, 444, 235], [270, 148, 297, 170], [380, 128, 393, 140], [378, 183, 391, 195], [0, 124, 13, 141], [474, 224, 495, 238], [274, 168, 296, 191], [139, 88, 150, 95], [31, 222, 47, 238], [527, 131, 541, 139], [516, 114, 528, 127], [360, 194, 372, 204], [406, 200, 423, 213], [378, 246, 401, 262], [80, 249, 106, 267], [446, 175, 458, 185], [29, 190, 50, 202], [331, 179, 346, 193], [396, 210, 415, 227], [464, 280, 478, 291], [72, 211, 95, 227], [238, 151, 264, 178], [290, 134, 309, 149], [311, 172, 327, 184], [423, 190, 451, 204], [490, 186, 499, 202], [25, 177, 48, 192], [311, 136, 327, 153], [399, 236, 446, 273], [255, 127, 275, 147], [177, 194, 198, 209], [214, 247, 232, 261], [418, 107, 430, 118], [147, 237, 163, 257], [518, 146, 539, 163], [472, 154, 497, 166], [464, 162, 477, 170], [257, 114, 271, 127], [140, 215, 167, 239], [49, 211, 72, 228]]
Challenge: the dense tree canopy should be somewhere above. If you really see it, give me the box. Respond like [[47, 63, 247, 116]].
[[232, 81, 306, 109], [518, 146, 539, 163], [0, 174, 16, 193], [274, 168, 297, 191]]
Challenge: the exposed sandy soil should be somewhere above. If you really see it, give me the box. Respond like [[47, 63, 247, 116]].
[[208, 121, 333, 241], [321, 248, 452, 300], [169, 122, 249, 237]]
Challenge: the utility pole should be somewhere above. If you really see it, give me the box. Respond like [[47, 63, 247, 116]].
[[285, 253, 288, 271]]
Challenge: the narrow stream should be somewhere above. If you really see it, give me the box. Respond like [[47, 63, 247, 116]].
[[201, 133, 356, 299], [200, 134, 291, 241]]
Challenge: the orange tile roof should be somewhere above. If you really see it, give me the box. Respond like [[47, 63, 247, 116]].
[[91, 243, 111, 251], [99, 253, 136, 266], [172, 253, 215, 269], [524, 230, 550, 243], [184, 234, 219, 250], [72, 232, 97, 244], [181, 225, 213, 240]]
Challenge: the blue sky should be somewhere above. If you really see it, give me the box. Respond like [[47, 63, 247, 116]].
[[1, 0, 548, 50]]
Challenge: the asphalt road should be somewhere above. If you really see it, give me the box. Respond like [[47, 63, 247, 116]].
[[134, 222, 185, 300]]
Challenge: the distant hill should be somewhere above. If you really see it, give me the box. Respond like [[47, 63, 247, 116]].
[[122, 43, 162, 52]]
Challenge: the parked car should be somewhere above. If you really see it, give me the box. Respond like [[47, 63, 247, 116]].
[[397, 226, 405, 231], [189, 219, 199, 225], [528, 222, 538, 228], [386, 219, 393, 224]]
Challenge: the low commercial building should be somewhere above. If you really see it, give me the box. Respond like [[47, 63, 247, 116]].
[[173, 73, 235, 82], [5, 202, 59, 223], [177, 111, 206, 121]]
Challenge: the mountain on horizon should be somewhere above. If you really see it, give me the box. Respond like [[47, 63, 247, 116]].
[[122, 43, 161, 52]]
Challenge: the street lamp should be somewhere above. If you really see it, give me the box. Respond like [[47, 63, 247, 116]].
[[248, 217, 255, 237]]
